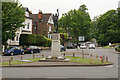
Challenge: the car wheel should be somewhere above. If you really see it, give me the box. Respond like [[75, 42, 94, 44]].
[[21, 52, 24, 55], [10, 52, 14, 56]]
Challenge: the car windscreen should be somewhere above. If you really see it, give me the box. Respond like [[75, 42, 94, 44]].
[[29, 46, 37, 48], [89, 44, 95, 46]]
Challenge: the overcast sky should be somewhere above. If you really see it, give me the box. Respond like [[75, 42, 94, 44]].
[[19, 0, 120, 19]]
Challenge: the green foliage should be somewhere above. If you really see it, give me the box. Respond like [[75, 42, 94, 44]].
[[44, 36, 52, 47], [60, 33, 68, 44], [36, 35, 46, 46], [91, 9, 120, 46], [2, 1, 25, 45], [20, 34, 36, 46], [58, 4, 91, 43], [58, 28, 66, 33], [20, 34, 52, 47]]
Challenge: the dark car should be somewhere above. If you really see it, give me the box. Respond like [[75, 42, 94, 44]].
[[67, 43, 76, 49], [60, 45, 66, 52], [3, 47, 24, 56], [24, 46, 42, 54]]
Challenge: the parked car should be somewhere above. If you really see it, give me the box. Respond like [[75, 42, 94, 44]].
[[80, 44, 87, 49], [3, 47, 24, 56], [60, 45, 66, 52], [88, 43, 95, 49], [24, 46, 42, 54], [115, 45, 120, 52], [67, 43, 76, 49]]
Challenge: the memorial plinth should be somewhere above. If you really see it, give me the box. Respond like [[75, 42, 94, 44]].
[[39, 33, 70, 62]]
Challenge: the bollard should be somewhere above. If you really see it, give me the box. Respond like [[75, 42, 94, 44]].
[[33, 54, 35, 58], [106, 56, 108, 62], [96, 55, 98, 59], [42, 54, 44, 58], [63, 53, 65, 56], [73, 53, 75, 57], [82, 49, 83, 53], [21, 56, 23, 60], [90, 54, 92, 64], [9, 59, 11, 66], [82, 53, 84, 58], [101, 56, 105, 63], [0, 58, 1, 62], [11, 57, 13, 61]]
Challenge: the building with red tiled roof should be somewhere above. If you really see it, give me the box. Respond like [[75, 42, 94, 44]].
[[30, 10, 54, 39]]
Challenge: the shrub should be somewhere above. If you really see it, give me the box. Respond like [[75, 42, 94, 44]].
[[20, 34, 52, 47], [36, 35, 46, 46], [20, 34, 36, 46], [44, 36, 52, 47]]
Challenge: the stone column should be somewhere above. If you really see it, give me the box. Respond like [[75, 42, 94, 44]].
[[51, 33, 61, 58]]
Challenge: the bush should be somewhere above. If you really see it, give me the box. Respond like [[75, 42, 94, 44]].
[[36, 35, 46, 46], [44, 36, 52, 47], [20, 34, 52, 47], [20, 34, 36, 46]]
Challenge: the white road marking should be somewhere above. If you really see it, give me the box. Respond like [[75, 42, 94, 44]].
[[104, 65, 114, 67]]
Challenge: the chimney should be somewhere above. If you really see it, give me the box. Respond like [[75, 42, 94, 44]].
[[38, 10, 42, 19]]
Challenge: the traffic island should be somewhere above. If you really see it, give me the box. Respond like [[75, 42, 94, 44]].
[[1, 56, 113, 67]]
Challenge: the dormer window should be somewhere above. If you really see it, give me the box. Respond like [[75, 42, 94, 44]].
[[25, 11, 29, 17]]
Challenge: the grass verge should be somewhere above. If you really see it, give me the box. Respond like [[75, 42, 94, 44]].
[[0, 56, 112, 66], [102, 43, 120, 49], [0, 58, 42, 66], [66, 56, 112, 65]]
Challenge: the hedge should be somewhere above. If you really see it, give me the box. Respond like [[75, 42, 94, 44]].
[[20, 34, 51, 47]]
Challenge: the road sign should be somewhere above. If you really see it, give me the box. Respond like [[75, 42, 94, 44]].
[[78, 36, 85, 41]]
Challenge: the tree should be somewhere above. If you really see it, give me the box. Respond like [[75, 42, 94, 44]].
[[91, 9, 120, 46], [58, 4, 91, 44], [2, 1, 25, 45]]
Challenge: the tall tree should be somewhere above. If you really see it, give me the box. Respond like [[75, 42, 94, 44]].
[[91, 9, 120, 46], [2, 1, 25, 45], [58, 4, 91, 44]]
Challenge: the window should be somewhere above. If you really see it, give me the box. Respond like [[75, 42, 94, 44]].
[[25, 11, 29, 17], [27, 23, 30, 29], [12, 37, 14, 41], [49, 26, 51, 32], [23, 26, 25, 28], [48, 34, 52, 39], [23, 22, 25, 28], [16, 33, 19, 41]]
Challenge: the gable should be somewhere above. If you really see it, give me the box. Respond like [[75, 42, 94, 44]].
[[48, 14, 54, 24]]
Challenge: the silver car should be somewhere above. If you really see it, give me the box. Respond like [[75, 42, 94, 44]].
[[80, 44, 87, 49], [88, 44, 95, 49]]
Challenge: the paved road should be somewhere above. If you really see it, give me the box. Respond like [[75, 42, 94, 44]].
[[1, 48, 119, 66], [2, 66, 118, 78], [1, 48, 120, 79]]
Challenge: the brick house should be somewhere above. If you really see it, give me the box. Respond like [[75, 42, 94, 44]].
[[30, 10, 54, 39]]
